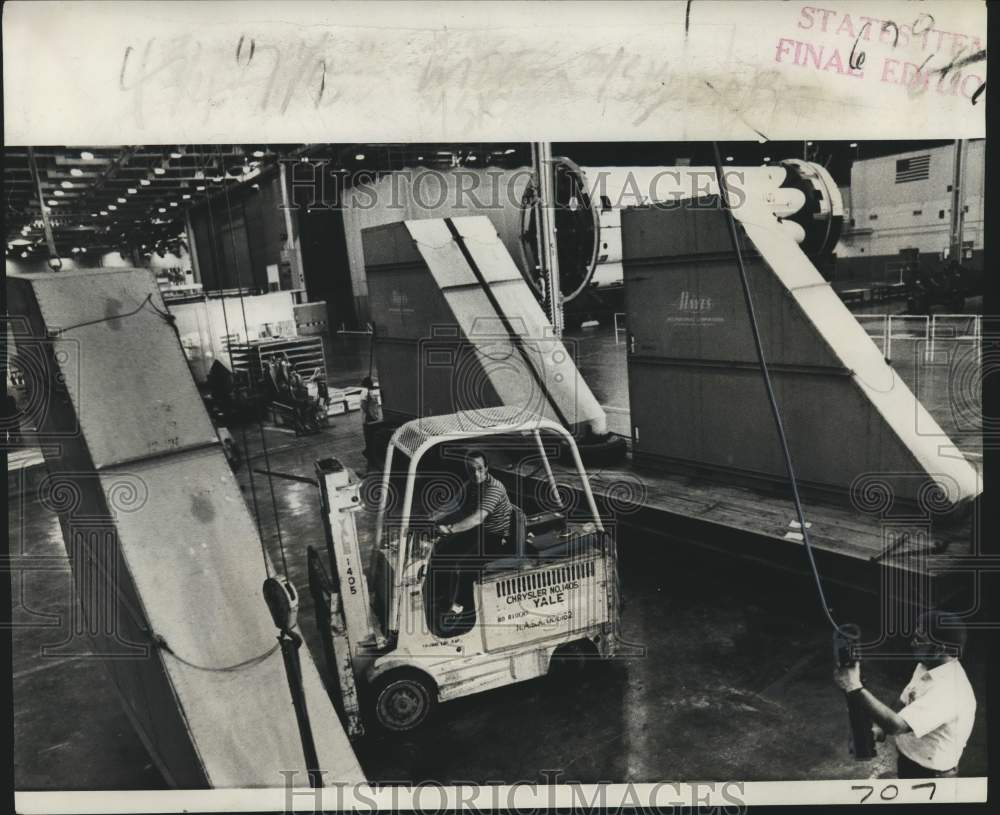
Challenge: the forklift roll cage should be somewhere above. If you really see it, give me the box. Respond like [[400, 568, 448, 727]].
[[373, 406, 605, 636]]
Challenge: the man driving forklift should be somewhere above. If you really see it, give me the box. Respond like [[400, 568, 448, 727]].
[[429, 449, 514, 622]]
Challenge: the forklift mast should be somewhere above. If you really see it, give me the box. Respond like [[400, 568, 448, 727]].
[[315, 458, 384, 652]]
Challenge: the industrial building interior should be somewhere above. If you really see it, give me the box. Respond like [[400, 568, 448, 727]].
[[5, 140, 987, 789]]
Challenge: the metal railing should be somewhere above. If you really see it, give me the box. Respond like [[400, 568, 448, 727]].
[[614, 312, 627, 345], [855, 314, 981, 363]]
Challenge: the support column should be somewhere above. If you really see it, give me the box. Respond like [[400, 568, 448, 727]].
[[950, 139, 965, 262], [534, 142, 563, 336], [184, 212, 201, 284], [279, 161, 307, 293]]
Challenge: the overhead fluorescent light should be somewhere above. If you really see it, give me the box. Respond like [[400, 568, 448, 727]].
[[80, 151, 95, 160], [70, 168, 84, 177], [61, 180, 73, 188]]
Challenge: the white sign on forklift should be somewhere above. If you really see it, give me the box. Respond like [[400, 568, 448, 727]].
[[308, 405, 621, 735]]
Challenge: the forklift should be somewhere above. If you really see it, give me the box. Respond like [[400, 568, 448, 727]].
[[306, 405, 621, 735]]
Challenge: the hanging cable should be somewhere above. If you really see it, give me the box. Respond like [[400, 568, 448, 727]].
[[710, 142, 853, 639], [214, 151, 323, 787], [367, 322, 376, 382], [216, 148, 290, 579], [27, 147, 63, 271], [199, 158, 270, 576]]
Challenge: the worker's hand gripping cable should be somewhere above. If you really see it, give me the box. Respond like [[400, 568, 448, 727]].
[[711, 142, 871, 759]]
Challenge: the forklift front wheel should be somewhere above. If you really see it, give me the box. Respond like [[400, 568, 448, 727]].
[[370, 669, 437, 732]]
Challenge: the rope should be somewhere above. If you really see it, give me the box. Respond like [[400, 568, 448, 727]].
[[154, 634, 280, 672], [711, 142, 852, 639], [50, 294, 157, 335], [76, 545, 281, 674]]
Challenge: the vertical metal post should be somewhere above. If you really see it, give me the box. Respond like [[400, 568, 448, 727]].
[[533, 430, 563, 508], [886, 315, 893, 362], [534, 142, 563, 336], [279, 161, 307, 291], [184, 212, 201, 284], [950, 140, 965, 263]]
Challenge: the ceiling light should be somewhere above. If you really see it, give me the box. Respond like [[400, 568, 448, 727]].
[[71, 247, 80, 254], [20, 251, 28, 258], [127, 187, 137, 194], [725, 156, 734, 162], [169, 152, 183, 159], [417, 155, 424, 161], [80, 151, 94, 160], [80, 247, 87, 253], [108, 204, 117, 210], [806, 141, 813, 146], [158, 207, 166, 213], [47, 199, 58, 206], [196, 185, 205, 191], [169, 201, 178, 207], [117, 197, 126, 204], [763, 156, 771, 162], [354, 153, 365, 160], [10, 238, 31, 246], [467, 155, 477, 162], [504, 148, 517, 155], [153, 168, 166, 176], [252, 150, 265, 158], [61, 180, 73, 189], [140, 179, 151, 186], [99, 210, 108, 215], [849, 142, 858, 148], [91, 212, 98, 217], [182, 193, 191, 199], [70, 168, 84, 177], [53, 190, 65, 197]]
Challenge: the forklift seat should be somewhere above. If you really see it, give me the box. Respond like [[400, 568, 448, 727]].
[[482, 505, 529, 574], [507, 505, 528, 558]]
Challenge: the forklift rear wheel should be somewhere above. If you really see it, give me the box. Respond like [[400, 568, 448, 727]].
[[549, 639, 598, 675], [371, 669, 437, 732]]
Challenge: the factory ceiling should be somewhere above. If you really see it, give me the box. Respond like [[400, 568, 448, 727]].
[[5, 140, 953, 263], [4, 143, 529, 261]]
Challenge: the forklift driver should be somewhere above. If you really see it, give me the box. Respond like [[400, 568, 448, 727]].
[[430, 449, 513, 620]]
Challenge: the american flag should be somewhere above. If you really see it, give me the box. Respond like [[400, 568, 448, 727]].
[[895, 155, 931, 183]]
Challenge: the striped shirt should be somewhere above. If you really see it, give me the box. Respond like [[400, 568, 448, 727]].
[[472, 474, 513, 535]]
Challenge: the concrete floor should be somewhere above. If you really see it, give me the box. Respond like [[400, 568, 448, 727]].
[[8, 308, 988, 788], [9, 406, 988, 788]]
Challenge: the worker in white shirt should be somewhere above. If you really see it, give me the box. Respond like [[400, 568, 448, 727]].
[[833, 611, 976, 778], [359, 376, 382, 463]]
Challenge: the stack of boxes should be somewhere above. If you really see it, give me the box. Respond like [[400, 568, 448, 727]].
[[325, 384, 380, 417]]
